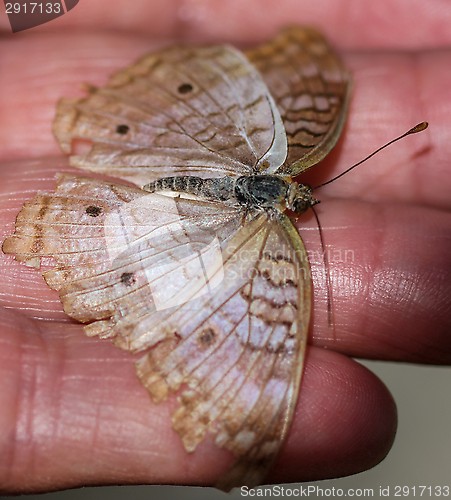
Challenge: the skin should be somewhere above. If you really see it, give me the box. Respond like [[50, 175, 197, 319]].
[[0, 0, 451, 493]]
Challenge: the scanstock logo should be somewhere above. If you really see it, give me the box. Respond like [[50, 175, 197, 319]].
[[4, 0, 79, 32]]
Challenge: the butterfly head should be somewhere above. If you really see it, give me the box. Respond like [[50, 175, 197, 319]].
[[287, 182, 319, 214]]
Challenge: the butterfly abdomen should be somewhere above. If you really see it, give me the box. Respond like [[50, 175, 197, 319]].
[[143, 175, 235, 202]]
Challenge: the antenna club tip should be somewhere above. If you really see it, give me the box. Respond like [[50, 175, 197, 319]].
[[408, 121, 428, 134]]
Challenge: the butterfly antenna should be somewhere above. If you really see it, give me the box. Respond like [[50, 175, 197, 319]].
[[313, 122, 428, 190], [311, 205, 336, 337]]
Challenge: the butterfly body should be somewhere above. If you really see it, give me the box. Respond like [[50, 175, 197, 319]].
[[144, 174, 318, 215]]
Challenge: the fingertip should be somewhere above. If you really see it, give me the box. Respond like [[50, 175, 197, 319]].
[[271, 347, 396, 482]]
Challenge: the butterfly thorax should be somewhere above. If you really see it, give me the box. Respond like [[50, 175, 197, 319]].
[[143, 174, 318, 214], [235, 175, 317, 213]]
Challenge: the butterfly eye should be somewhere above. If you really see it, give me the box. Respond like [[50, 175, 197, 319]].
[[85, 205, 102, 217], [292, 199, 310, 213], [177, 82, 193, 94], [116, 124, 129, 135]]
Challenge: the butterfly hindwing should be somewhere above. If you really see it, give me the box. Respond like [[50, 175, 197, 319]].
[[135, 213, 310, 488]]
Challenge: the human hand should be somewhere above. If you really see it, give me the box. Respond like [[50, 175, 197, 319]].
[[1, 0, 450, 493]]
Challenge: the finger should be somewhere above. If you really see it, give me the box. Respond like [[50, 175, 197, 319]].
[[313, 52, 446, 209], [300, 199, 451, 365], [271, 348, 396, 484], [0, 158, 83, 322], [1, 160, 450, 365], [0, 35, 448, 208], [0, 34, 154, 161], [1, 0, 450, 49], [0, 315, 395, 491]]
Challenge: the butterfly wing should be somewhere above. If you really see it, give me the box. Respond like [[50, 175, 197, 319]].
[[135, 212, 310, 489], [53, 45, 287, 186], [246, 26, 350, 175], [4, 177, 310, 489], [2, 176, 242, 339]]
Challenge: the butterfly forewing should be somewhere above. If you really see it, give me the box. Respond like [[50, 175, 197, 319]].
[[53, 45, 287, 186], [246, 27, 350, 175]]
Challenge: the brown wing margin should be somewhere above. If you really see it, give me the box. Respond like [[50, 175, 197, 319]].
[[246, 26, 351, 175]]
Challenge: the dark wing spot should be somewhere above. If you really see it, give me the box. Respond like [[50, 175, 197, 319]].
[[177, 83, 193, 94], [85, 205, 102, 217], [120, 272, 136, 286], [116, 124, 129, 135], [198, 328, 216, 348]]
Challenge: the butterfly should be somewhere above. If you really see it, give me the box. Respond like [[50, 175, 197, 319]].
[[2, 27, 350, 489]]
